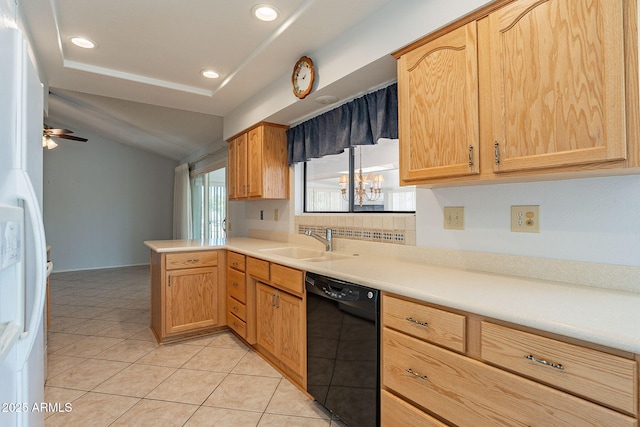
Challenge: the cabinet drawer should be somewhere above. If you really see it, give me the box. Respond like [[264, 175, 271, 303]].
[[247, 257, 270, 281], [227, 295, 246, 321], [383, 295, 465, 352], [271, 264, 303, 296], [165, 251, 218, 270], [481, 322, 637, 415], [381, 389, 448, 427], [227, 251, 245, 272], [226, 269, 246, 303], [227, 311, 246, 339], [382, 328, 635, 427]]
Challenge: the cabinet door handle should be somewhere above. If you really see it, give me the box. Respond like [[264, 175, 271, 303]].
[[494, 141, 500, 164], [271, 294, 276, 307], [406, 317, 428, 327], [468, 145, 474, 166], [524, 354, 564, 370], [406, 368, 428, 381]]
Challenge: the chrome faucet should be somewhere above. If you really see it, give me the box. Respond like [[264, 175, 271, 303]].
[[305, 228, 332, 252]]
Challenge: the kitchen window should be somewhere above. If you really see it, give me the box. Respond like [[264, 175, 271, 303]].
[[304, 138, 415, 213], [191, 168, 226, 240]]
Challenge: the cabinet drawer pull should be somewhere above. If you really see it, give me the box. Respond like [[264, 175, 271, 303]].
[[524, 354, 564, 371], [187, 259, 199, 263], [406, 317, 428, 327], [232, 282, 239, 288], [406, 368, 428, 381], [232, 261, 238, 267], [232, 305, 238, 311]]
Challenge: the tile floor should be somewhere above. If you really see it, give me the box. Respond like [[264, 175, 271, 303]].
[[45, 265, 344, 426]]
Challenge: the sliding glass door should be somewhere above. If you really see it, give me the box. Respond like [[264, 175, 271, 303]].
[[192, 167, 226, 240]]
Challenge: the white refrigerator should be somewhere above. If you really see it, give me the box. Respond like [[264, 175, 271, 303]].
[[0, 2, 48, 426]]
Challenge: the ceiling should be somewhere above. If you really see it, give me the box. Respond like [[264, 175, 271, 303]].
[[20, 0, 397, 161]]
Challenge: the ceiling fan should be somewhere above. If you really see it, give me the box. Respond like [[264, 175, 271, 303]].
[[42, 125, 88, 149]]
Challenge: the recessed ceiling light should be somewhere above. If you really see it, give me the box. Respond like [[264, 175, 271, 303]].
[[70, 37, 97, 49], [201, 70, 220, 79], [252, 4, 279, 22]]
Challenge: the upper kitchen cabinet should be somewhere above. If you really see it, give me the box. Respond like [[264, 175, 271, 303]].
[[396, 21, 480, 184], [227, 122, 289, 200], [394, 0, 639, 187], [488, 0, 626, 173]]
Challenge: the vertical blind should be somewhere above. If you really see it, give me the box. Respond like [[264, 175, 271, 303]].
[[287, 83, 398, 165]]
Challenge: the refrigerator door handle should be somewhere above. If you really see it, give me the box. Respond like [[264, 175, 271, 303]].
[[15, 170, 46, 364]]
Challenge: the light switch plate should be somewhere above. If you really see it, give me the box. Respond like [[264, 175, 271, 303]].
[[511, 205, 540, 233], [443, 206, 464, 230]]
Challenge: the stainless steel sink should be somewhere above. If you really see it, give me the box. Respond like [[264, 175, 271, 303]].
[[258, 246, 355, 262]]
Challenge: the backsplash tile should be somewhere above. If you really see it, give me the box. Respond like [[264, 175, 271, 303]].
[[296, 214, 416, 245]]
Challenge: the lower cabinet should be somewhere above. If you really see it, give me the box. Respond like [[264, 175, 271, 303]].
[[381, 293, 639, 426], [165, 267, 218, 335], [150, 250, 225, 343], [255, 281, 305, 386]]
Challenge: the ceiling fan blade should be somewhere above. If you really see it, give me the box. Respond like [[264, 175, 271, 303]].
[[52, 134, 88, 142], [44, 128, 74, 135]]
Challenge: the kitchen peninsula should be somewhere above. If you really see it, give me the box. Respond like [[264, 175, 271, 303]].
[[146, 237, 640, 353], [145, 236, 640, 426]]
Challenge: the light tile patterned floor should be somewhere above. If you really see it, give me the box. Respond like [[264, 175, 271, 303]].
[[45, 265, 345, 426]]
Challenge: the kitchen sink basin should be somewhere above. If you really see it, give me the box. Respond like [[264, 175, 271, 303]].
[[302, 252, 355, 262], [259, 246, 356, 262], [259, 246, 324, 259]]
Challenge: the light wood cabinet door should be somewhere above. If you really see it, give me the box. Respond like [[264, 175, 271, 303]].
[[488, 0, 626, 173], [398, 21, 479, 183], [255, 281, 305, 380], [247, 126, 263, 198], [236, 133, 248, 198], [165, 267, 218, 335], [227, 140, 237, 199], [276, 290, 305, 378], [256, 282, 277, 355]]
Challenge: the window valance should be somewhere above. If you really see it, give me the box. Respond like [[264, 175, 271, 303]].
[[287, 83, 398, 165]]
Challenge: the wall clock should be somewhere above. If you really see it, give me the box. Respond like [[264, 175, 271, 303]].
[[292, 56, 315, 99]]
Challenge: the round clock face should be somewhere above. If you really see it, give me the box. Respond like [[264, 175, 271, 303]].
[[292, 56, 314, 99]]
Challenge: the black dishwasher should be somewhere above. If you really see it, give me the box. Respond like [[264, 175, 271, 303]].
[[306, 272, 380, 427]]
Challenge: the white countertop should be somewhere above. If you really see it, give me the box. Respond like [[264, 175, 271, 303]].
[[145, 238, 640, 354]]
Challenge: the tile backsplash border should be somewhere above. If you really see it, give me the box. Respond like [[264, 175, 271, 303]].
[[295, 214, 416, 245]]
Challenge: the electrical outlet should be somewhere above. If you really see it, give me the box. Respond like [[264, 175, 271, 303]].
[[443, 206, 464, 230], [511, 205, 540, 233], [274, 209, 279, 221], [260, 210, 264, 220]]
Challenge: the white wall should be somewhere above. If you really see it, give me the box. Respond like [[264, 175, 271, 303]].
[[224, 0, 493, 138], [416, 175, 640, 267], [43, 131, 177, 271]]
